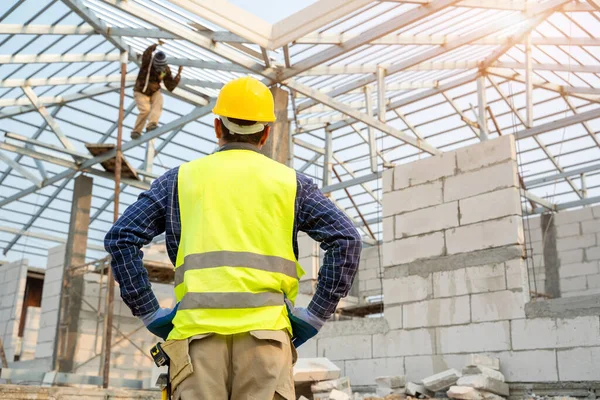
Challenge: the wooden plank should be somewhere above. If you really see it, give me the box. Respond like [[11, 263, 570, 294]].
[[85, 143, 139, 180]]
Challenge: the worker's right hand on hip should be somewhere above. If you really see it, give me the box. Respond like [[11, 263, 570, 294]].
[[284, 298, 326, 348], [139, 303, 179, 341]]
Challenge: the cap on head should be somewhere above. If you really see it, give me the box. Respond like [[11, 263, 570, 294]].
[[213, 76, 276, 123], [153, 51, 168, 71]]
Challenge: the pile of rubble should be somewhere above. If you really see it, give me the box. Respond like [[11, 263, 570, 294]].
[[298, 354, 509, 400]]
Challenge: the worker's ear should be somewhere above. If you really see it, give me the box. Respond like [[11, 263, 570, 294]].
[[258, 125, 270, 148], [214, 118, 223, 139]]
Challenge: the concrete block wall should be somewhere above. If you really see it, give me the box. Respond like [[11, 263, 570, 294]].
[[524, 205, 600, 298], [35, 245, 65, 360], [0, 258, 28, 362], [303, 136, 600, 386], [19, 306, 41, 361], [356, 246, 383, 302]]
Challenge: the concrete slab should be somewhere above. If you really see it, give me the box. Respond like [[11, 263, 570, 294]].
[[422, 369, 461, 392], [456, 375, 509, 396], [448, 386, 504, 400], [293, 358, 341, 383]]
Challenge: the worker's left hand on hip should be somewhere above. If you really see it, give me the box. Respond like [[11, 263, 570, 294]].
[[139, 303, 179, 341], [284, 298, 326, 348]]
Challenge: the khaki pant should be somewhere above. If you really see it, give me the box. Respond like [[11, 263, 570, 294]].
[[163, 330, 296, 400], [133, 90, 163, 134]]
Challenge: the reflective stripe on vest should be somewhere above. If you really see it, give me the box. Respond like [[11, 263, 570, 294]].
[[168, 148, 304, 340], [174, 251, 298, 286]]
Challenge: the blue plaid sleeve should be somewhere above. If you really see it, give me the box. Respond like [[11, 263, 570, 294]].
[[104, 168, 178, 317], [295, 173, 362, 319]]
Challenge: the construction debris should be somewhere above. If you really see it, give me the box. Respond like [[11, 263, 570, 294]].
[[448, 386, 504, 400], [375, 375, 406, 397], [461, 366, 505, 382], [456, 376, 509, 397], [406, 382, 433, 398], [312, 377, 352, 394], [422, 369, 462, 392], [294, 358, 341, 383]]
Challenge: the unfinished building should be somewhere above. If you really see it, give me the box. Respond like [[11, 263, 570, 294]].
[[1, 0, 600, 398]]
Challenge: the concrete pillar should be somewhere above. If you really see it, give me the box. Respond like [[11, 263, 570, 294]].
[[56, 175, 93, 372], [541, 213, 561, 298], [260, 86, 289, 164]]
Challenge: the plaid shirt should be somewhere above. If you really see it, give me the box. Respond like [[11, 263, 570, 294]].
[[104, 144, 362, 320]]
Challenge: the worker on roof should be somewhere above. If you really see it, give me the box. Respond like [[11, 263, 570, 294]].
[[104, 76, 361, 399], [131, 42, 183, 140]]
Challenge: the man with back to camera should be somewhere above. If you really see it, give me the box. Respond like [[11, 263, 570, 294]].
[[104, 76, 362, 399], [131, 42, 183, 139]]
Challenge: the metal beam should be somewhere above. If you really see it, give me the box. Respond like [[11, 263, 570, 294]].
[[0, 86, 123, 117], [0, 152, 41, 187], [281, 0, 460, 79], [525, 163, 600, 187], [525, 34, 533, 128], [0, 53, 121, 65], [376, 67, 386, 123], [521, 189, 556, 211], [323, 128, 333, 187], [21, 87, 77, 153], [322, 171, 382, 194], [562, 96, 600, 150], [487, 69, 600, 104], [363, 86, 377, 174], [284, 80, 440, 155], [531, 195, 600, 214], [477, 76, 489, 141], [293, 138, 325, 155], [0, 103, 214, 208], [515, 108, 600, 140]]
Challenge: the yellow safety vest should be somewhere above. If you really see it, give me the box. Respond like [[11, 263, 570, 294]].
[[168, 147, 304, 340]]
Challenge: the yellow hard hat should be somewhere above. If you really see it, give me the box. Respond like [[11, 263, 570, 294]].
[[212, 76, 276, 122]]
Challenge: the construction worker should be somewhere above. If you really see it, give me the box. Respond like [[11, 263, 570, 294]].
[[104, 76, 362, 399], [131, 42, 183, 139]]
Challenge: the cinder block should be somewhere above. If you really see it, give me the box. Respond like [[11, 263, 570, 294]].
[[462, 366, 504, 381], [394, 152, 456, 190], [556, 316, 600, 348], [43, 280, 62, 298], [375, 375, 406, 389], [587, 274, 600, 289], [373, 328, 435, 357], [294, 358, 342, 383], [383, 217, 394, 243], [559, 249, 584, 265], [365, 279, 382, 291], [317, 335, 371, 361], [494, 350, 558, 382], [385, 305, 403, 330], [437, 322, 510, 354], [561, 276, 587, 292], [456, 135, 515, 173], [383, 169, 394, 193], [446, 216, 523, 255], [35, 340, 54, 359], [383, 274, 432, 305], [511, 316, 600, 350], [444, 161, 518, 202], [456, 375, 508, 396], [423, 369, 461, 392], [559, 261, 599, 278], [459, 188, 521, 226], [433, 264, 506, 298], [554, 207, 594, 226], [383, 232, 445, 267], [592, 205, 600, 219], [404, 354, 465, 383], [345, 358, 405, 386], [383, 181, 443, 217], [448, 386, 504, 400], [403, 296, 470, 328], [471, 290, 525, 322], [556, 222, 581, 238], [505, 259, 526, 290], [44, 265, 64, 283], [587, 246, 600, 261], [556, 234, 596, 252], [558, 347, 600, 380], [395, 202, 459, 238]]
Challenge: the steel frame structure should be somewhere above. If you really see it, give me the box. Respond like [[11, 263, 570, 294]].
[[0, 0, 599, 268]]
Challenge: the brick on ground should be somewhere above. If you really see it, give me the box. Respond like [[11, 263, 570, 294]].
[[448, 386, 505, 400], [456, 375, 509, 396], [461, 366, 505, 382], [422, 369, 461, 392], [406, 382, 433, 398], [311, 376, 352, 394]]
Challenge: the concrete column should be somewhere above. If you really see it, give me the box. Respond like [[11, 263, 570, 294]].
[[56, 175, 93, 372], [541, 213, 561, 298], [260, 86, 289, 164]]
